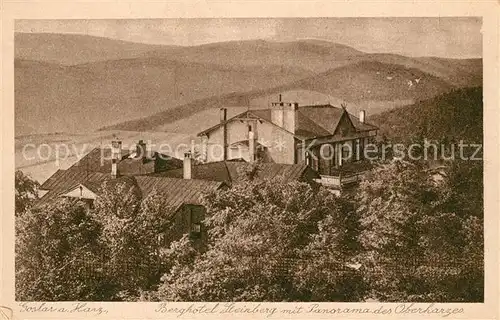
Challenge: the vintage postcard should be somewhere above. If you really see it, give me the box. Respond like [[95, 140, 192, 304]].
[[1, 0, 499, 319]]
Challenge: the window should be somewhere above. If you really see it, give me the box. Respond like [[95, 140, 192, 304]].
[[190, 223, 201, 239], [191, 223, 201, 233], [189, 206, 204, 239], [358, 138, 364, 160], [311, 148, 319, 171], [342, 143, 351, 162], [353, 139, 360, 161]]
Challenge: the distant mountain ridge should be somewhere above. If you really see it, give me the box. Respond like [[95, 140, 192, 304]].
[[101, 60, 455, 132], [15, 32, 482, 136], [15, 32, 174, 65], [15, 57, 311, 135]]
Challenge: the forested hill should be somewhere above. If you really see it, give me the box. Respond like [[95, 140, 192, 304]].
[[369, 87, 483, 144]]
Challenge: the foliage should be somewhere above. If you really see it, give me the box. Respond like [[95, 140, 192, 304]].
[[156, 177, 365, 302], [15, 199, 107, 300], [15, 158, 483, 302], [15, 179, 177, 301], [15, 170, 40, 215], [91, 182, 176, 300], [370, 87, 483, 144], [356, 159, 483, 302]]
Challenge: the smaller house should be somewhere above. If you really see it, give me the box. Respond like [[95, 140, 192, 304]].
[[36, 140, 224, 247]]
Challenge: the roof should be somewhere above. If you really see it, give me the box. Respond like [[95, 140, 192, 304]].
[[36, 167, 224, 211], [150, 161, 319, 185], [60, 183, 99, 200], [36, 169, 110, 206], [134, 176, 224, 211], [197, 109, 294, 137], [78, 181, 103, 193], [298, 105, 346, 134], [39, 169, 68, 190], [295, 110, 331, 138], [197, 104, 378, 139], [294, 105, 379, 137], [69, 147, 183, 176], [150, 161, 232, 184]]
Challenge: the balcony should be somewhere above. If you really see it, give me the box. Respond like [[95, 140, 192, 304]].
[[314, 160, 373, 189]]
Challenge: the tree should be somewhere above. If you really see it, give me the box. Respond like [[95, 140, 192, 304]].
[[16, 178, 179, 301], [15, 199, 107, 301], [92, 180, 176, 300], [156, 176, 365, 302], [356, 159, 483, 302], [15, 170, 40, 215]]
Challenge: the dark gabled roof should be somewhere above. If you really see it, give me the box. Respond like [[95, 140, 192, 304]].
[[295, 110, 331, 139], [150, 161, 319, 185], [298, 105, 378, 136], [196, 104, 378, 140], [69, 147, 183, 176], [79, 181, 103, 194], [298, 105, 345, 134], [36, 168, 223, 211], [36, 169, 110, 207], [39, 169, 68, 190], [349, 113, 379, 132], [134, 176, 224, 210]]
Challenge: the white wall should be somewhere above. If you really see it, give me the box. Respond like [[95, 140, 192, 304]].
[[203, 119, 295, 164]]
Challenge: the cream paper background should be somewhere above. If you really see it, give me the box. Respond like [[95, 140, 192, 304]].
[[1, 1, 499, 319]]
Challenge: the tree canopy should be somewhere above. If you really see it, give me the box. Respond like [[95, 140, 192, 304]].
[[157, 178, 365, 302], [356, 159, 483, 302], [15, 160, 483, 302], [15, 180, 177, 301], [15, 170, 40, 215]]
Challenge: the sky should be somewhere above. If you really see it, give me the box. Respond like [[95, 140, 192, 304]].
[[16, 17, 482, 58]]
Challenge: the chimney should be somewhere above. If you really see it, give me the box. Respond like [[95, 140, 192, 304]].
[[271, 95, 297, 132], [201, 135, 208, 162], [283, 103, 298, 133], [359, 110, 366, 123], [220, 108, 227, 161], [136, 140, 147, 161], [271, 95, 284, 127], [183, 152, 192, 179], [248, 130, 255, 163], [111, 140, 122, 178]]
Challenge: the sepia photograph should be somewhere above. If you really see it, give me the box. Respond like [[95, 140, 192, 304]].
[[12, 16, 485, 304]]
